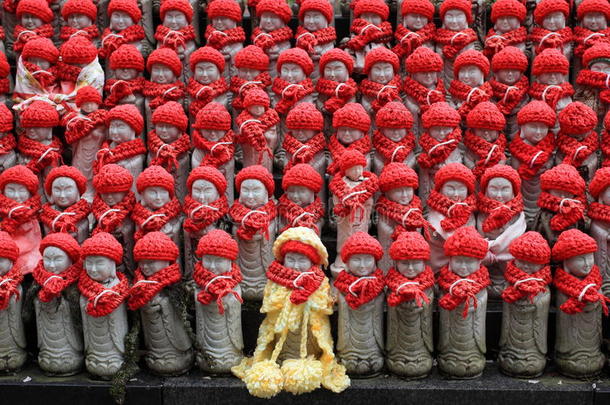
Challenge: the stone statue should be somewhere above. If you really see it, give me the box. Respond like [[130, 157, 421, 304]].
[[483, 0, 527, 58], [295, 0, 336, 81], [327, 103, 372, 176], [315, 49, 358, 117], [278, 164, 324, 234], [272, 48, 314, 119], [155, 0, 196, 79], [588, 167, 610, 296], [187, 46, 230, 122], [251, 0, 292, 78], [11, 0, 54, 56], [575, 43, 610, 121], [103, 44, 146, 115], [393, 0, 435, 67], [529, 0, 573, 60], [59, 0, 100, 46], [204, 0, 245, 78], [0, 105, 17, 173], [573, 0, 610, 81], [463, 102, 507, 179], [448, 50, 493, 122], [373, 102, 416, 175], [229, 45, 272, 114], [360, 48, 401, 116]]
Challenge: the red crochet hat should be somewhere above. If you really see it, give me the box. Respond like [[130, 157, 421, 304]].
[[133, 231, 179, 262], [466, 101, 506, 130], [285, 102, 323, 131], [364, 47, 399, 76], [243, 88, 270, 108], [434, 162, 476, 194], [453, 49, 490, 77], [589, 167, 610, 199], [440, 0, 473, 24], [207, 0, 243, 22], [234, 45, 270, 71], [160, 0, 193, 23], [491, 0, 526, 23], [81, 232, 123, 263], [379, 162, 418, 193], [552, 229, 597, 262], [480, 164, 521, 195], [136, 165, 175, 197], [517, 100, 556, 127], [0, 52, 9, 80], [60, 36, 97, 65], [277, 238, 322, 264], [61, 0, 97, 21], [401, 0, 434, 19], [340, 231, 383, 262], [75, 86, 102, 107], [299, 0, 333, 23], [255, 0, 292, 23], [338, 149, 367, 174], [109, 44, 145, 71], [197, 229, 239, 260], [444, 226, 488, 259], [235, 165, 274, 195], [45, 165, 87, 196], [282, 163, 323, 193], [0, 165, 39, 196], [582, 43, 610, 69], [106, 104, 144, 134], [22, 37, 59, 64], [532, 48, 569, 75], [21, 100, 59, 128], [93, 164, 133, 194], [107, 0, 142, 23], [405, 46, 443, 74], [319, 48, 354, 76], [376, 101, 413, 129], [332, 102, 370, 132], [534, 0, 569, 26], [40, 232, 81, 263], [390, 231, 430, 260], [152, 101, 188, 132], [17, 0, 53, 22], [558, 102, 598, 135], [422, 102, 461, 129], [193, 102, 231, 130], [147, 48, 182, 77], [0, 231, 19, 262], [577, 0, 610, 20], [189, 46, 225, 73], [277, 48, 314, 76], [540, 164, 585, 195], [509, 231, 550, 264], [354, 0, 389, 20], [0, 104, 13, 132], [491, 46, 528, 73], [187, 165, 227, 195]]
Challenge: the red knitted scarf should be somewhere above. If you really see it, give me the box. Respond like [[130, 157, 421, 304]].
[[23, 61, 57, 89], [557, 130, 598, 168], [576, 69, 610, 104], [183, 194, 228, 234], [392, 23, 436, 59], [251, 26, 292, 51], [573, 27, 610, 59], [508, 132, 555, 180], [417, 128, 462, 169], [282, 131, 325, 171], [537, 191, 585, 231], [385, 266, 434, 307], [278, 194, 324, 233], [132, 198, 182, 240], [360, 76, 402, 112], [229, 72, 272, 110], [528, 81, 574, 110], [59, 25, 99, 42], [483, 26, 527, 57], [204, 25, 246, 50], [329, 171, 378, 220], [13, 24, 54, 52], [192, 129, 234, 168], [41, 199, 91, 234], [236, 108, 279, 162], [346, 19, 392, 51], [448, 80, 493, 119], [376, 195, 430, 239], [18, 136, 63, 174], [64, 110, 107, 144], [128, 263, 181, 310], [193, 262, 243, 314], [402, 76, 446, 113], [502, 261, 551, 304], [154, 25, 196, 51], [55, 61, 84, 83], [554, 266, 609, 316], [103, 78, 145, 108], [427, 190, 476, 232], [438, 265, 490, 318], [266, 260, 325, 305], [489, 76, 529, 114], [187, 77, 229, 118], [477, 192, 523, 233], [603, 130, 610, 166], [0, 134, 16, 156], [373, 129, 415, 165], [334, 268, 384, 309], [463, 130, 507, 178], [143, 80, 185, 110], [0, 78, 7, 95], [327, 134, 371, 174], [94, 138, 146, 173], [315, 77, 358, 114], [0, 194, 41, 234], [295, 26, 336, 55], [229, 199, 277, 241], [147, 130, 191, 172], [435, 28, 478, 59], [99, 25, 145, 59], [92, 192, 136, 235], [529, 27, 573, 54], [33, 261, 81, 303], [272, 77, 314, 115], [0, 266, 23, 310], [78, 271, 129, 317], [587, 201, 610, 224]]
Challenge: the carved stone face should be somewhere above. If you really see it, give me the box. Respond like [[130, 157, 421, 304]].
[[449, 255, 481, 277], [283, 251, 312, 272], [485, 177, 514, 203], [43, 246, 72, 274], [4, 183, 31, 203], [247, 104, 266, 117], [67, 13, 93, 29], [110, 11, 134, 31], [403, 13, 428, 30], [27, 57, 51, 70], [382, 127, 407, 142], [0, 257, 13, 276], [25, 127, 53, 142], [21, 13, 43, 29], [280, 62, 306, 84], [495, 69, 521, 85], [347, 253, 376, 277], [549, 189, 574, 199], [84, 255, 117, 283], [199, 129, 226, 141], [108, 119, 136, 144], [369, 62, 394, 85], [514, 259, 544, 274], [142, 186, 171, 210], [114, 68, 139, 81], [212, 17, 237, 31], [474, 127, 500, 143], [81, 101, 99, 114], [396, 259, 425, 278], [191, 179, 220, 204], [237, 67, 262, 81], [150, 64, 177, 84], [412, 71, 438, 88], [337, 126, 365, 145], [599, 186, 610, 205], [494, 16, 520, 34], [360, 12, 382, 25], [521, 122, 549, 145], [163, 10, 188, 30], [537, 72, 565, 85], [286, 185, 315, 207], [564, 253, 595, 278], [303, 10, 328, 31], [443, 9, 468, 31], [202, 254, 232, 274], [101, 191, 127, 207], [582, 12, 608, 31], [323, 61, 349, 82], [386, 186, 414, 205], [542, 11, 565, 31], [259, 11, 284, 32], [441, 180, 468, 202], [139, 259, 171, 277], [155, 123, 181, 143], [429, 126, 453, 141], [291, 128, 316, 142], [51, 177, 80, 208], [345, 165, 364, 182], [458, 65, 484, 87], [590, 60, 610, 74], [239, 179, 268, 209], [194, 61, 220, 84]]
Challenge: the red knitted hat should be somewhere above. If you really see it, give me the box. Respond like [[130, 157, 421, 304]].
[[480, 164, 521, 195], [136, 165, 176, 197], [61, 0, 97, 21], [109, 44, 145, 71], [285, 102, 323, 131], [379, 162, 418, 193], [234, 45, 270, 71], [577, 0, 610, 20], [255, 0, 292, 23], [552, 229, 597, 261], [0, 52, 9, 79], [243, 88, 270, 108], [422, 102, 461, 129], [93, 164, 133, 194], [517, 100, 556, 127], [81, 232, 123, 263], [207, 0, 243, 22], [133, 231, 179, 262], [299, 0, 333, 23], [453, 49, 490, 77], [354, 0, 389, 20], [235, 165, 274, 195], [40, 232, 81, 263], [17, 0, 53, 22], [332, 102, 370, 132], [558, 102, 598, 135], [534, 0, 569, 26], [160, 0, 193, 23], [282, 163, 323, 193], [540, 164, 585, 195], [189, 46, 225, 73], [106, 104, 144, 134], [582, 43, 610, 69], [319, 48, 354, 76], [278, 239, 322, 264], [401, 0, 434, 19], [390, 231, 430, 260], [187, 165, 227, 195], [45, 165, 87, 196], [532, 48, 569, 75], [440, 0, 473, 24], [376, 101, 413, 129], [434, 163, 476, 194], [152, 101, 188, 132], [147, 48, 182, 77], [107, 0, 142, 23], [193, 102, 231, 130], [75, 86, 102, 107], [338, 149, 367, 173], [466, 101, 506, 130], [364, 47, 399, 76], [21, 100, 59, 128], [60, 36, 97, 65], [444, 226, 488, 258], [197, 229, 239, 259], [491, 0, 526, 23], [509, 231, 550, 264], [0, 165, 39, 196], [22, 37, 59, 64], [277, 48, 314, 76], [0, 104, 14, 132], [340, 231, 383, 262], [0, 231, 19, 262], [589, 167, 610, 199], [405, 46, 443, 74], [491, 46, 528, 73]]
